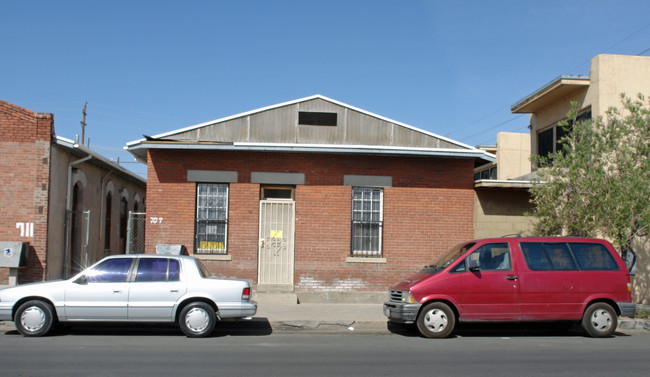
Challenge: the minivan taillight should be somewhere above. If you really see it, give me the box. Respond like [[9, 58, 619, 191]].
[[242, 287, 251, 300], [627, 274, 632, 292]]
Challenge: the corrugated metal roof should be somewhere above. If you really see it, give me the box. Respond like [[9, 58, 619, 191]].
[[125, 95, 495, 164]]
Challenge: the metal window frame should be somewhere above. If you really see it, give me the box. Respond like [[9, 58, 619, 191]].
[[195, 183, 229, 255], [350, 187, 384, 257], [260, 185, 296, 201]]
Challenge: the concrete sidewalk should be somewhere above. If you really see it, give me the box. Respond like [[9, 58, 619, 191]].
[[254, 302, 388, 333]]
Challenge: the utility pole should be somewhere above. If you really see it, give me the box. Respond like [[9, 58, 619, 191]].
[[80, 102, 88, 145]]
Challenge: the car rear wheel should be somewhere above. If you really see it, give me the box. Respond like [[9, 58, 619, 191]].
[[15, 300, 55, 337], [179, 302, 216, 338], [582, 302, 617, 338], [416, 302, 455, 338]]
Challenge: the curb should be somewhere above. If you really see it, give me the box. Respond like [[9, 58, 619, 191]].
[[1, 318, 648, 335], [618, 318, 650, 331], [271, 320, 391, 334]]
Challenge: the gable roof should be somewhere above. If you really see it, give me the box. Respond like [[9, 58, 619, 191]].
[[125, 95, 494, 163], [56, 136, 146, 186]]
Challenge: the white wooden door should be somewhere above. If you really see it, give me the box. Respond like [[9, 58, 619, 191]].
[[258, 201, 295, 288]]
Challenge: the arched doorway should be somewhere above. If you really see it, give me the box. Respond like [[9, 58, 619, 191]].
[[70, 181, 86, 275], [119, 197, 128, 254]]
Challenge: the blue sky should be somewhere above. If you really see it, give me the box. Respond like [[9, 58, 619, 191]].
[[3, 1, 650, 178]]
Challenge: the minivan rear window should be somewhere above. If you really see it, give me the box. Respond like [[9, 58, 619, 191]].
[[570, 243, 619, 270]]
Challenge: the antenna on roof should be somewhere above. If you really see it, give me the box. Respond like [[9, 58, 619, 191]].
[[80, 102, 88, 146]]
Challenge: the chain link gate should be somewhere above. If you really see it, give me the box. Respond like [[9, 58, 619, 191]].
[[126, 211, 146, 254]]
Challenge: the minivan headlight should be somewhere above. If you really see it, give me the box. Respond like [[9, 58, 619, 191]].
[[404, 292, 418, 304]]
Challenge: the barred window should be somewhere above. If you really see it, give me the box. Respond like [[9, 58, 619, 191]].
[[195, 184, 229, 255], [351, 187, 383, 257]]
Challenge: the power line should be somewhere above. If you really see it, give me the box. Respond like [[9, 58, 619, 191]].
[[474, 124, 531, 147], [638, 47, 650, 56], [91, 102, 192, 122], [462, 114, 527, 141], [460, 20, 650, 144], [566, 20, 650, 74]]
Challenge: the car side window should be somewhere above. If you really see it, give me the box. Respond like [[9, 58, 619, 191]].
[[570, 243, 618, 271], [520, 243, 553, 270], [86, 258, 133, 283], [451, 260, 466, 272], [135, 258, 180, 282], [520, 243, 577, 271], [545, 243, 576, 270], [168, 260, 180, 281], [468, 243, 511, 271]]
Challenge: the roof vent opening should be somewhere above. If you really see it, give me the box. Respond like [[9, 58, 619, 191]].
[[298, 111, 337, 126]]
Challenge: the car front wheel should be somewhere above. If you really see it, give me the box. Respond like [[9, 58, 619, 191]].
[[15, 300, 55, 337], [416, 302, 456, 338], [179, 302, 216, 338], [582, 302, 617, 338]]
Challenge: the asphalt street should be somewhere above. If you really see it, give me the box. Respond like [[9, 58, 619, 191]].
[[1, 323, 649, 376]]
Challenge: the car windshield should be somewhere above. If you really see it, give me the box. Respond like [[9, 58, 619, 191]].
[[420, 242, 476, 273]]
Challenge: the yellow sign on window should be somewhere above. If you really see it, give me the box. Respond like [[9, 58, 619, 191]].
[[200, 241, 225, 250], [270, 230, 283, 238]]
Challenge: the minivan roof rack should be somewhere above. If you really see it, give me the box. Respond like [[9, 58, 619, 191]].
[[500, 233, 522, 238]]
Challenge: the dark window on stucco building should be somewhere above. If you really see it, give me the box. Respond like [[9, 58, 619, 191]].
[[537, 109, 591, 161]]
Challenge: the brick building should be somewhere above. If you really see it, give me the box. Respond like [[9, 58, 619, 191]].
[[126, 95, 494, 299], [0, 100, 146, 284]]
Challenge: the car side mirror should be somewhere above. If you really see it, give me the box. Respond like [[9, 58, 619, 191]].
[[74, 275, 88, 285], [468, 259, 481, 271]]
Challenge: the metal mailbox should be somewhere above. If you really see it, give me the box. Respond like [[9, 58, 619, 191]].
[[155, 244, 187, 255], [0, 241, 29, 268]]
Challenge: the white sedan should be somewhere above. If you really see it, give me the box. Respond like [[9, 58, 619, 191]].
[[0, 254, 257, 337]]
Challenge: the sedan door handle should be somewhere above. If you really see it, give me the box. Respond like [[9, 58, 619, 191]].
[[170, 289, 179, 292], [506, 276, 518, 281], [113, 290, 121, 293]]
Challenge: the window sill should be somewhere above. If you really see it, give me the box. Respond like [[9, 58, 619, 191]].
[[346, 257, 386, 264], [194, 254, 232, 261]]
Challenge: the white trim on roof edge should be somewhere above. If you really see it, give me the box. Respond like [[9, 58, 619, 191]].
[[126, 141, 496, 162]]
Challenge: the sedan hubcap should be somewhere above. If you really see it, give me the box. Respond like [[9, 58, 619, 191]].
[[423, 309, 448, 333], [21, 307, 46, 332], [591, 309, 612, 331], [185, 308, 210, 333]]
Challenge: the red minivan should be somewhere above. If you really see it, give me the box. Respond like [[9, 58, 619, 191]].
[[384, 237, 635, 338]]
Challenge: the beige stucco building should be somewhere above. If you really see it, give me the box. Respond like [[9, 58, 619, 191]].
[[473, 132, 534, 239], [511, 54, 650, 304], [512, 54, 650, 159]]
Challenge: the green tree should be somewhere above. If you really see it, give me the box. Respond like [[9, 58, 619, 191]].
[[530, 94, 650, 262]]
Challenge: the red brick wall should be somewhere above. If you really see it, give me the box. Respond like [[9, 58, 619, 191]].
[[145, 149, 475, 290], [0, 100, 53, 283]]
